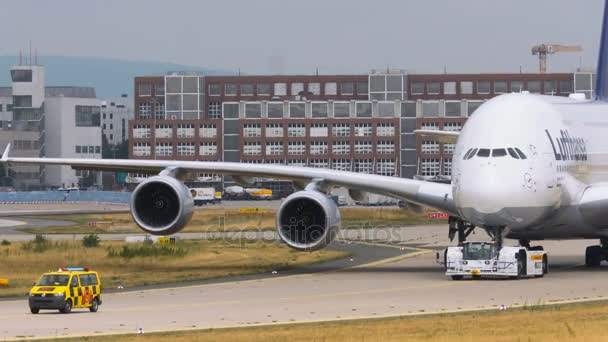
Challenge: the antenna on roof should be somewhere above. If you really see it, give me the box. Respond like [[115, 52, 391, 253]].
[[316, 67, 319, 76], [35, 48, 38, 65], [19, 50, 22, 65]]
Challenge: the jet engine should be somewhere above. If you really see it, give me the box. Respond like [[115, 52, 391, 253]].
[[277, 190, 341, 251], [130, 176, 194, 235]]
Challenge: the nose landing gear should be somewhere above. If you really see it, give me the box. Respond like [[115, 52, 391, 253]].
[[448, 216, 476, 245]]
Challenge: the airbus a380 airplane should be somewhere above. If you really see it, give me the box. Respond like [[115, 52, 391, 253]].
[[4, 3, 608, 266]]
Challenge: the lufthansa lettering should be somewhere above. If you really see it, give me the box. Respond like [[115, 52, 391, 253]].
[[545, 129, 588, 161]]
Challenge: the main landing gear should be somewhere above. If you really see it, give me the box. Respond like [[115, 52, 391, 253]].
[[585, 238, 608, 267]]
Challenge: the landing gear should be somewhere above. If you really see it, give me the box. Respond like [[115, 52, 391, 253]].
[[585, 238, 608, 267], [486, 226, 505, 250], [448, 217, 476, 245]]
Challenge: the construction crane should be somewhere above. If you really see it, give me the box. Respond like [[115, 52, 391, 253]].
[[531, 44, 582, 73]]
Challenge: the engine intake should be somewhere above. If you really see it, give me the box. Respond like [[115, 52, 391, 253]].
[[277, 190, 340, 251], [130, 176, 194, 235]]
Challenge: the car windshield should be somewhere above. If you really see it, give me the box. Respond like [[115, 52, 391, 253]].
[[36, 275, 69, 286], [463, 243, 497, 260]]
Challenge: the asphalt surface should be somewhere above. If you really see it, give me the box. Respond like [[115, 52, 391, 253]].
[[0, 223, 607, 340]]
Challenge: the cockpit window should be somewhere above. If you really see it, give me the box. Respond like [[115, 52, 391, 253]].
[[462, 148, 473, 160], [492, 149, 507, 157], [514, 148, 527, 159], [507, 148, 519, 159], [467, 148, 478, 159], [477, 149, 490, 157]]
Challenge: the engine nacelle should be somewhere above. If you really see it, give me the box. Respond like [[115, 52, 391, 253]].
[[277, 190, 341, 251], [130, 176, 194, 235]]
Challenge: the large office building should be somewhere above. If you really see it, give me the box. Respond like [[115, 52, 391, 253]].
[[128, 70, 594, 192], [0, 64, 102, 189], [101, 94, 133, 145]]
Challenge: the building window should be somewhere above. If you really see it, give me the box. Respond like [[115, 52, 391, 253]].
[[308, 83, 321, 95], [443, 143, 455, 154], [288, 141, 306, 155], [208, 84, 220, 96], [332, 141, 350, 155], [245, 102, 262, 118], [340, 82, 354, 95], [133, 142, 151, 157], [267, 102, 284, 118], [376, 159, 396, 176], [467, 101, 483, 116], [356, 102, 372, 117], [354, 123, 372, 137], [420, 122, 439, 130], [208, 102, 221, 119], [510, 81, 523, 92], [200, 124, 217, 138], [544, 80, 556, 94], [243, 142, 262, 155], [528, 80, 541, 93], [265, 123, 283, 137], [445, 101, 461, 117], [257, 83, 271, 96], [356, 82, 369, 95], [354, 141, 372, 154], [444, 82, 456, 95], [332, 159, 351, 171], [225, 83, 237, 96], [289, 102, 305, 118], [443, 122, 462, 131], [325, 82, 337, 95], [421, 141, 440, 154], [427, 82, 440, 95], [378, 102, 395, 117], [177, 142, 195, 156], [494, 81, 508, 94], [332, 123, 350, 137], [443, 159, 452, 176], [420, 158, 440, 176], [333, 102, 350, 118], [354, 159, 373, 174], [138, 83, 152, 96], [153, 103, 164, 120], [559, 80, 573, 94], [376, 123, 395, 137], [274, 83, 287, 96], [241, 84, 254, 96], [422, 101, 439, 117], [311, 102, 328, 118], [477, 81, 491, 94], [133, 124, 151, 138], [460, 81, 473, 94], [199, 142, 217, 156], [291, 83, 304, 96], [155, 124, 173, 138], [75, 105, 101, 127], [288, 123, 306, 137], [411, 81, 425, 95], [310, 141, 328, 155], [265, 141, 284, 156], [310, 159, 329, 168], [310, 123, 328, 137], [155, 142, 173, 157], [177, 124, 195, 138], [288, 159, 306, 167], [243, 124, 262, 138]]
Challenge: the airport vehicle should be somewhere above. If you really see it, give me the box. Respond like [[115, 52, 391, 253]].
[[29, 267, 102, 314], [5, 2, 608, 274], [224, 186, 273, 200], [439, 242, 547, 280], [190, 187, 218, 206]]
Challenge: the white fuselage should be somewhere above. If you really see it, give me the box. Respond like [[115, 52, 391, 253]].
[[452, 93, 608, 240]]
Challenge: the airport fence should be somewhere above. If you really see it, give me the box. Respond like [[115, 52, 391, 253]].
[[0, 191, 130, 204]]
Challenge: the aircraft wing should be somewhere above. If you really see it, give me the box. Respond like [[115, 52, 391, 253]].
[[0, 144, 456, 215], [414, 130, 460, 144]]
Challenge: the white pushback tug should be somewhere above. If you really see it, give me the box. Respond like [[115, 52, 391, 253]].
[[438, 242, 548, 280]]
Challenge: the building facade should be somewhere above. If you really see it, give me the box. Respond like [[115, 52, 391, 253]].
[[129, 70, 594, 191], [0, 64, 102, 189], [101, 94, 133, 145]]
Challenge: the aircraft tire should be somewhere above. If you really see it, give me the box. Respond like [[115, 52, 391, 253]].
[[585, 246, 603, 267]]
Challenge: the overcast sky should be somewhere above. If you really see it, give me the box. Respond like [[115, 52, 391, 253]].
[[1, 0, 604, 75]]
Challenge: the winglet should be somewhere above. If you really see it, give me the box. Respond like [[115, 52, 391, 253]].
[[1, 143, 10, 162]]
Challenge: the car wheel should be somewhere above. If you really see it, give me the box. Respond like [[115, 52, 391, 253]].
[[60, 299, 72, 314], [30, 307, 39, 314], [89, 298, 99, 312]]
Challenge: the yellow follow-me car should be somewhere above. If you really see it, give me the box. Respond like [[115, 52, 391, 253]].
[[29, 267, 102, 314]]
